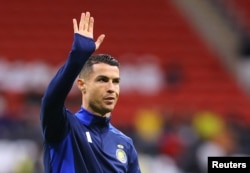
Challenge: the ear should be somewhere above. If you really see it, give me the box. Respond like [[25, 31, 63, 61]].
[[77, 78, 86, 93]]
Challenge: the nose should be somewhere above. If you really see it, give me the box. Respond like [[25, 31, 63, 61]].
[[106, 81, 115, 93]]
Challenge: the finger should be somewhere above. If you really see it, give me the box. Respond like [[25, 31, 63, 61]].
[[83, 11, 90, 31], [79, 12, 85, 31], [88, 17, 94, 33], [95, 34, 105, 50], [72, 18, 78, 33]]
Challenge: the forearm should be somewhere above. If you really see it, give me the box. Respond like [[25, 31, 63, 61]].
[[41, 51, 85, 109]]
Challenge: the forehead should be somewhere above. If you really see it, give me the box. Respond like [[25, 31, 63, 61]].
[[90, 63, 120, 78]]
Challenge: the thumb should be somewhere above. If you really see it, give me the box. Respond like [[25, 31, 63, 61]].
[[95, 34, 105, 50]]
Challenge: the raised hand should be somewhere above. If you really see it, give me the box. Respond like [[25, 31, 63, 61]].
[[73, 12, 105, 50]]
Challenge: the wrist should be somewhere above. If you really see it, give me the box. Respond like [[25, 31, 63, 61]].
[[72, 33, 96, 54]]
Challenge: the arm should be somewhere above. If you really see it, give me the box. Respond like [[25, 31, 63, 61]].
[[40, 12, 105, 143], [128, 145, 141, 173], [127, 139, 141, 173]]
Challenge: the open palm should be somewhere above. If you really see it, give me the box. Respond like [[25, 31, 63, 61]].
[[73, 12, 105, 50]]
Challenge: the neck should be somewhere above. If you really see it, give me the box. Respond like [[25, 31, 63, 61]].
[[81, 104, 111, 118]]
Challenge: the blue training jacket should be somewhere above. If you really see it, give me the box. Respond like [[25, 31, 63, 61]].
[[40, 34, 141, 173]]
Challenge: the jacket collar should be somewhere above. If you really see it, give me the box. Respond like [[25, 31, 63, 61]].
[[75, 107, 111, 126]]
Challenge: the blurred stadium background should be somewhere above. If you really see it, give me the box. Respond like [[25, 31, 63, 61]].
[[0, 0, 250, 172]]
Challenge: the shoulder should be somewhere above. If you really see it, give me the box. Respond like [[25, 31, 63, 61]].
[[109, 124, 134, 144], [65, 109, 83, 124]]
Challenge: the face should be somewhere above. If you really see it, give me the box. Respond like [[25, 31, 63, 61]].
[[78, 63, 120, 117]]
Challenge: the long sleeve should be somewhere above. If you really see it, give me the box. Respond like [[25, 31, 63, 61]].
[[40, 34, 95, 143], [128, 140, 141, 173]]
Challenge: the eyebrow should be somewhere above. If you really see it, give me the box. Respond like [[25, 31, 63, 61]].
[[96, 75, 120, 81]]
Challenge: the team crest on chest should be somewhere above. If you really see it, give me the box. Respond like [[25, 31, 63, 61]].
[[116, 145, 127, 164]]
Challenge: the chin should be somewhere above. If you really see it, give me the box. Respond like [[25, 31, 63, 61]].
[[104, 106, 115, 113]]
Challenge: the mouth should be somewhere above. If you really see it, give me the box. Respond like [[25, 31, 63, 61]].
[[104, 97, 115, 100], [103, 97, 116, 104]]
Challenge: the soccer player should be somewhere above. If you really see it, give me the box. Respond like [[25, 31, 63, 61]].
[[40, 12, 141, 173]]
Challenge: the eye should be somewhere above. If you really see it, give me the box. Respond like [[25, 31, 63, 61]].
[[97, 76, 108, 82], [113, 78, 120, 84]]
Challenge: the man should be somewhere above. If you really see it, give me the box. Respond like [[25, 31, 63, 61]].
[[40, 12, 141, 173]]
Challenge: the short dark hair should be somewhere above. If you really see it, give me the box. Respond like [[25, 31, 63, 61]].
[[79, 54, 120, 79]]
